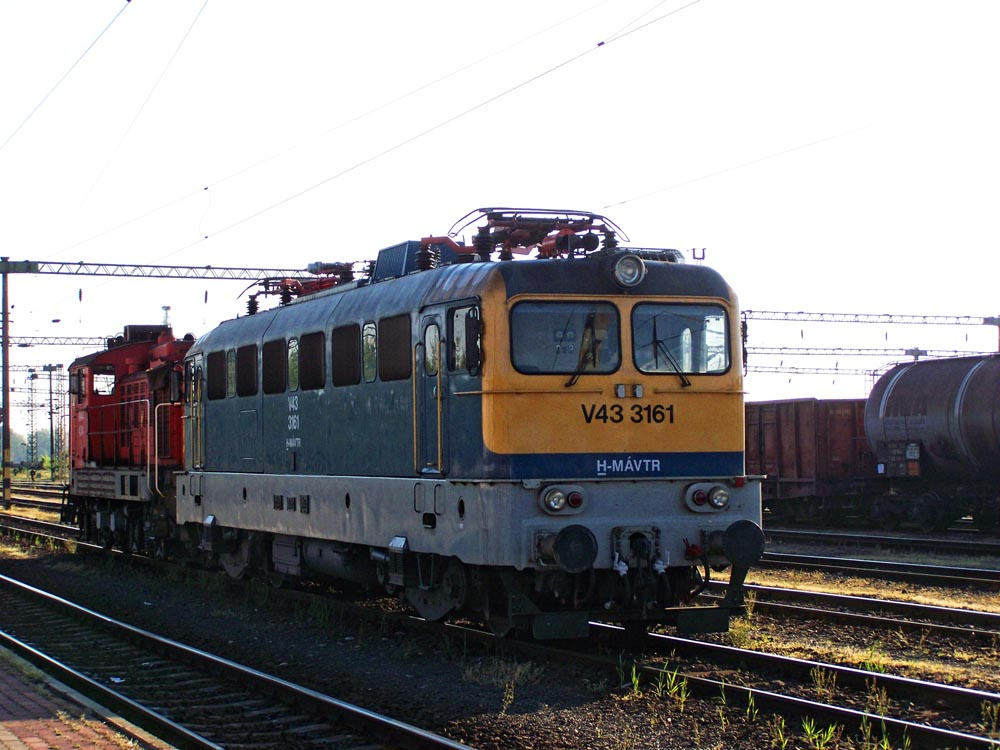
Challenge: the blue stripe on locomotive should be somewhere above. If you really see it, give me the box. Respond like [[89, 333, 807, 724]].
[[453, 446, 744, 480]]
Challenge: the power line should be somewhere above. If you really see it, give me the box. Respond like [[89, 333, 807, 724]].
[[0, 2, 132, 155], [49, 0, 617, 261], [87, 0, 212, 199], [164, 1, 705, 256], [744, 310, 1000, 326], [748, 346, 992, 358], [748, 365, 873, 377]]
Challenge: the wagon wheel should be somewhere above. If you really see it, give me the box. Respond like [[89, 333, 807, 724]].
[[912, 492, 948, 534], [870, 494, 903, 531], [973, 498, 1000, 533]]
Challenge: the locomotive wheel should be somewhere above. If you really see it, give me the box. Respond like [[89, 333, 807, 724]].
[[221, 538, 252, 580], [405, 557, 467, 622], [621, 620, 648, 646], [479, 571, 514, 637]]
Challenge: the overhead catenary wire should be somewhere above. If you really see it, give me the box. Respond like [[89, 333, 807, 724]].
[[158, 0, 705, 259], [0, 1, 132, 155], [84, 0, 212, 202], [45, 0, 616, 261]]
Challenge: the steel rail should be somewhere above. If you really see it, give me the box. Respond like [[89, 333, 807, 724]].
[[0, 629, 222, 750], [766, 528, 1000, 556], [592, 624, 999, 749], [711, 581, 1000, 633]]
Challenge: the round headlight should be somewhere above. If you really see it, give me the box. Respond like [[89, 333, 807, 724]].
[[612, 254, 646, 288], [708, 487, 730, 509], [543, 489, 568, 511]]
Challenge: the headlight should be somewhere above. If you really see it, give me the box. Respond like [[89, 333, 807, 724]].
[[686, 482, 732, 512], [708, 487, 730, 509], [543, 489, 567, 511], [612, 253, 646, 288]]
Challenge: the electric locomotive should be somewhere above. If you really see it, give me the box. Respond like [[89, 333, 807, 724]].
[[70, 208, 765, 639]]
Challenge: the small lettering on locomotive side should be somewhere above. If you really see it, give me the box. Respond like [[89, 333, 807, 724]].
[[596, 458, 662, 476]]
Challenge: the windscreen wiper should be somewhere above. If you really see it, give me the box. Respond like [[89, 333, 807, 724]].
[[652, 317, 691, 387], [565, 312, 600, 387]]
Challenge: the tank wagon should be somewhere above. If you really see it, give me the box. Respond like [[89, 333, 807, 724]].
[[747, 354, 1000, 531], [866, 354, 1000, 530], [68, 208, 765, 638]]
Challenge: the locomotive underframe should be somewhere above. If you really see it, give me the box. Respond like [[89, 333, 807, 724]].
[[167, 470, 760, 637], [67, 466, 179, 553]]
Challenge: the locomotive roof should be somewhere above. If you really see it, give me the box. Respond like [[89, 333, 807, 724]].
[[190, 252, 735, 356]]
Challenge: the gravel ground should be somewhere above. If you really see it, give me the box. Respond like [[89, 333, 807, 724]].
[[0, 545, 787, 750]]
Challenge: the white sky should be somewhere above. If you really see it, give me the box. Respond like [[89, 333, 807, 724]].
[[2, 0, 999, 434]]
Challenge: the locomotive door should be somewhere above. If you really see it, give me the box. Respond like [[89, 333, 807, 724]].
[[416, 313, 447, 475], [185, 354, 205, 469]]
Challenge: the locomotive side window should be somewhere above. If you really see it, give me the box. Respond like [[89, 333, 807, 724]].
[[510, 301, 620, 375], [632, 303, 729, 375], [235, 344, 258, 396], [424, 323, 440, 376], [331, 324, 361, 386], [379, 314, 411, 381], [448, 305, 481, 373], [299, 331, 325, 390], [184, 360, 196, 404], [226, 350, 237, 397], [362, 322, 377, 383], [92, 364, 116, 395], [262, 339, 286, 394], [207, 351, 227, 400], [287, 338, 300, 391]]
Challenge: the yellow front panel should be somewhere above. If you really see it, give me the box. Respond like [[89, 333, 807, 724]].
[[480, 293, 746, 457]]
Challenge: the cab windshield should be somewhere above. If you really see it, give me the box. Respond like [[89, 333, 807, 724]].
[[632, 303, 729, 374], [510, 301, 620, 375]]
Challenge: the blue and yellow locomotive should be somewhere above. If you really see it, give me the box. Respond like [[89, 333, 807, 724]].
[[72, 209, 764, 638]]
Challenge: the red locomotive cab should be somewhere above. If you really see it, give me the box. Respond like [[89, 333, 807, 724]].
[[68, 325, 195, 477]]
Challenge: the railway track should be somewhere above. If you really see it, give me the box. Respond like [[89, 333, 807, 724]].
[[0, 512, 79, 539], [767, 527, 1000, 556], [5, 514, 1000, 746], [0, 573, 473, 750], [606, 624, 1000, 749], [759, 550, 1000, 588], [708, 581, 1000, 640]]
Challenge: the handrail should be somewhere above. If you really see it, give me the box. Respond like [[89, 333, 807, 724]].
[[411, 342, 421, 475], [435, 336, 443, 474], [152, 402, 171, 497], [83, 397, 151, 468]]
